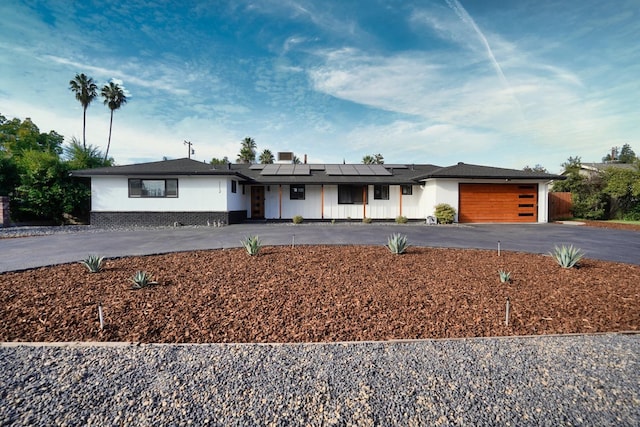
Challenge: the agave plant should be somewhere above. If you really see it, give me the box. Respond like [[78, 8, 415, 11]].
[[550, 244, 585, 268], [130, 271, 158, 289], [241, 235, 262, 256], [80, 255, 104, 273], [386, 233, 409, 255], [498, 270, 511, 283]]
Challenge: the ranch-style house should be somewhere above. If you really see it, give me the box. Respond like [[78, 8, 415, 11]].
[[71, 154, 564, 227]]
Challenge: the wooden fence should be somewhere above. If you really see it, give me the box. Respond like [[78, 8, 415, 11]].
[[548, 192, 572, 220]]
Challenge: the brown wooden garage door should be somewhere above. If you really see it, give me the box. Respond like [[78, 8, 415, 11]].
[[459, 183, 538, 223]]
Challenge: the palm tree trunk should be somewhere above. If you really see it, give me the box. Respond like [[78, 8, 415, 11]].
[[104, 110, 114, 162], [82, 107, 88, 150]]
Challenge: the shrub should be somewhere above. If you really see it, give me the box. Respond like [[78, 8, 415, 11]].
[[434, 203, 456, 224], [80, 255, 104, 273], [395, 215, 408, 224], [362, 217, 372, 224], [241, 235, 262, 256], [292, 215, 303, 224], [550, 245, 585, 268], [386, 233, 409, 255], [130, 271, 158, 289], [498, 270, 511, 283]]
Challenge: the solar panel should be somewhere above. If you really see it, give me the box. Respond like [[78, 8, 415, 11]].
[[249, 164, 265, 170], [278, 164, 295, 175], [370, 165, 392, 176], [353, 164, 372, 175], [340, 165, 358, 175], [293, 164, 310, 175], [260, 164, 281, 175], [325, 165, 342, 175]]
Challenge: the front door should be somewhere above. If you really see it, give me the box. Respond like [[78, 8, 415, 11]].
[[251, 186, 265, 219]]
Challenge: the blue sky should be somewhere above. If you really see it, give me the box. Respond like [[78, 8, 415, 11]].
[[1, 0, 638, 172]]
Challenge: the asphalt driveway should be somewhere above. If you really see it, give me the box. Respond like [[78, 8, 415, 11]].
[[1, 222, 639, 272]]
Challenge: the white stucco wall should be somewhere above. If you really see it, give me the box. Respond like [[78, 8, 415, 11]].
[[91, 176, 231, 212], [226, 179, 245, 211]]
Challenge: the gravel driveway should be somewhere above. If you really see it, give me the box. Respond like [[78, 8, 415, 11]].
[[2, 334, 638, 426]]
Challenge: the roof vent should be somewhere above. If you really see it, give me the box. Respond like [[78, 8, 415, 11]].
[[458, 162, 464, 165], [277, 152, 294, 164]]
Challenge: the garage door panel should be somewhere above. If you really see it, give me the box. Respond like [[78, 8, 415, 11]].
[[459, 184, 537, 223]]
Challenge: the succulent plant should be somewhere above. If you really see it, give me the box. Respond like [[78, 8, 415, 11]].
[[130, 271, 158, 289], [241, 235, 262, 256], [550, 244, 585, 268], [498, 270, 511, 283], [386, 233, 409, 255], [80, 255, 104, 273]]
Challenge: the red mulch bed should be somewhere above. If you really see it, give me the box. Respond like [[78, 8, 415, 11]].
[[579, 220, 640, 231], [1, 246, 638, 343]]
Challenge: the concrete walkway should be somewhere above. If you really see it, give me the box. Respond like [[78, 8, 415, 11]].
[[1, 222, 639, 272]]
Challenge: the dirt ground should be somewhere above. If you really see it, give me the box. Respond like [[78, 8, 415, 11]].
[[1, 246, 638, 343]]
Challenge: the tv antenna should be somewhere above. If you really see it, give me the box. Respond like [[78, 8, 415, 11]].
[[184, 140, 194, 159]]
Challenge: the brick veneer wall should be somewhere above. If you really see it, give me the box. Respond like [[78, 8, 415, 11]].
[[0, 196, 10, 227], [90, 210, 247, 227]]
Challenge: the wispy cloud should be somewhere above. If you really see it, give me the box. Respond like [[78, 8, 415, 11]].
[[43, 55, 190, 96]]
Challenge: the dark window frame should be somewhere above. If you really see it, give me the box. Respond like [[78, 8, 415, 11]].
[[338, 185, 368, 204], [401, 184, 413, 195], [128, 178, 178, 198], [374, 184, 389, 200], [290, 184, 305, 200], [231, 180, 237, 194]]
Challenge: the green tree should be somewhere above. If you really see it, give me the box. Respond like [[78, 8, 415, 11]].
[[555, 156, 607, 219], [603, 144, 637, 164], [69, 73, 98, 150], [523, 164, 548, 173], [101, 80, 128, 162], [618, 144, 637, 164], [602, 167, 640, 219], [12, 150, 67, 223], [362, 153, 384, 164], [210, 156, 230, 165], [237, 137, 256, 163], [259, 149, 274, 164], [0, 155, 19, 196]]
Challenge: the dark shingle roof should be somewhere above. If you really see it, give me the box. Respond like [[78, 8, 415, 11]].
[[71, 158, 251, 180], [413, 162, 564, 181], [71, 159, 564, 183]]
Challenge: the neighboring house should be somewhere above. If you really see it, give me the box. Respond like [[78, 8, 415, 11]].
[[71, 156, 564, 226], [576, 162, 637, 178]]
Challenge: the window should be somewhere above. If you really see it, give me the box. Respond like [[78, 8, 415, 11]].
[[338, 185, 368, 204], [374, 185, 389, 200], [290, 184, 305, 200], [231, 180, 237, 193], [401, 184, 413, 195], [129, 179, 178, 198]]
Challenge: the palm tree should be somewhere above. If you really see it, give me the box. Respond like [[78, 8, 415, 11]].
[[101, 80, 128, 162], [69, 73, 98, 150], [362, 153, 384, 164], [237, 137, 257, 163], [259, 149, 274, 164]]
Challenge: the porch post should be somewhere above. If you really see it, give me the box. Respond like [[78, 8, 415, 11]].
[[321, 184, 324, 219], [279, 185, 282, 219], [362, 185, 367, 219], [399, 187, 403, 217]]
